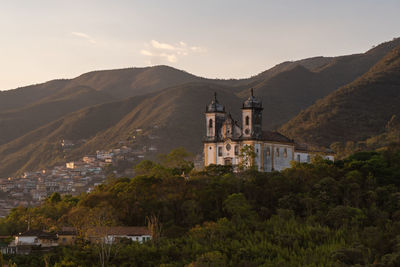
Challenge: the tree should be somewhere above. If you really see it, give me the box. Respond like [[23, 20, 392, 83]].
[[204, 164, 233, 176], [159, 147, 194, 175], [146, 213, 162, 246], [0, 251, 4, 267], [223, 193, 255, 222], [189, 251, 227, 267], [48, 192, 61, 203], [238, 145, 257, 171], [82, 204, 118, 267], [134, 160, 157, 176]]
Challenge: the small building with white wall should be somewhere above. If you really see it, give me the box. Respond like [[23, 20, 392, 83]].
[[87, 226, 152, 245]]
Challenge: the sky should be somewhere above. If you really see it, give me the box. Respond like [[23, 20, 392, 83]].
[[1, 0, 400, 90]]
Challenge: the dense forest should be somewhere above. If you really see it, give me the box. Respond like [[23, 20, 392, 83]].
[[1, 145, 400, 266]]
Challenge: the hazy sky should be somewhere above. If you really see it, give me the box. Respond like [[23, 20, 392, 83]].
[[1, 0, 400, 90]]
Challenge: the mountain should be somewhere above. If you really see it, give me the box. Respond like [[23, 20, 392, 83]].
[[68, 65, 206, 99], [248, 37, 400, 129], [0, 65, 202, 110], [3, 38, 399, 145], [0, 66, 207, 146], [0, 83, 241, 176], [0, 94, 150, 176], [1, 38, 400, 177], [280, 44, 400, 147], [328, 115, 400, 159], [0, 86, 112, 145], [71, 83, 243, 157]]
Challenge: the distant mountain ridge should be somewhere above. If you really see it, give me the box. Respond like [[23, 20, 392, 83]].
[[0, 37, 399, 177], [280, 43, 400, 147]]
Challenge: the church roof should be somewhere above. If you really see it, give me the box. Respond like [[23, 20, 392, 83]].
[[295, 143, 335, 154], [261, 131, 294, 143], [206, 92, 225, 113], [242, 88, 262, 109]]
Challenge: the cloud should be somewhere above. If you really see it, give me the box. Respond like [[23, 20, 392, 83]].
[[140, 50, 153, 56], [151, 40, 175, 51], [160, 53, 177, 63], [141, 40, 206, 64], [71, 32, 96, 44], [190, 46, 206, 52]]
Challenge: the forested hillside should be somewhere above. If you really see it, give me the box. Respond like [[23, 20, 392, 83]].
[[280, 44, 400, 148], [2, 147, 400, 266]]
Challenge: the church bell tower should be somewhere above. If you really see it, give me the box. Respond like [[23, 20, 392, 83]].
[[205, 92, 226, 141], [204, 92, 226, 166], [242, 88, 263, 139]]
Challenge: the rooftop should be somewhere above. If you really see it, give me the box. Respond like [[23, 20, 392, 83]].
[[261, 131, 294, 143], [87, 226, 151, 236], [242, 88, 262, 109], [206, 92, 225, 113]]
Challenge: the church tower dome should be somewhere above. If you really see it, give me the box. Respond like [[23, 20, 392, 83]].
[[242, 88, 262, 109], [206, 92, 225, 113]]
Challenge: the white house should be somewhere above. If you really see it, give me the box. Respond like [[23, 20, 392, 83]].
[[15, 230, 58, 247], [3, 230, 59, 255], [87, 226, 152, 244]]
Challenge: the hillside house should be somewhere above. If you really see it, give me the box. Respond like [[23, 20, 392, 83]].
[[96, 150, 114, 161], [3, 230, 58, 254], [57, 227, 77, 246], [83, 155, 97, 164], [87, 226, 152, 244]]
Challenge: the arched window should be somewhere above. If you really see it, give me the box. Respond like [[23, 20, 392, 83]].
[[284, 148, 288, 158], [276, 148, 280, 157], [245, 116, 249, 126], [209, 119, 213, 128]]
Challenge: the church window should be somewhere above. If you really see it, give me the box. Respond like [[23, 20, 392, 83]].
[[218, 146, 222, 157], [307, 155, 310, 163], [226, 144, 231, 151], [209, 119, 213, 128], [234, 145, 239, 155], [209, 146, 212, 150], [266, 147, 270, 156], [297, 154, 300, 162], [284, 148, 288, 158], [245, 116, 249, 126], [276, 148, 280, 157]]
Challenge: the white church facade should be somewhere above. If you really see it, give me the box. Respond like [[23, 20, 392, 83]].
[[203, 90, 334, 172]]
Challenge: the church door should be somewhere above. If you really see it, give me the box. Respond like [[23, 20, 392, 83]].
[[224, 158, 232, 165]]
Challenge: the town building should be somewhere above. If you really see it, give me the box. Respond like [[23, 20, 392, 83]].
[[57, 227, 77, 246], [86, 226, 152, 244], [203, 90, 334, 171], [2, 230, 59, 254]]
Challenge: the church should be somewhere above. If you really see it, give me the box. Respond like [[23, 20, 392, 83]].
[[203, 90, 334, 172]]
